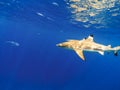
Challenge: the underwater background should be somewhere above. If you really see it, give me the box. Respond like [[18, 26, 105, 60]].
[[0, 0, 120, 90]]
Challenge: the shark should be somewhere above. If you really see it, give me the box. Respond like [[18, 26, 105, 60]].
[[56, 35, 120, 61]]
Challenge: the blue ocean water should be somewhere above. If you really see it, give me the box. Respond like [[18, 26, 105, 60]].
[[0, 0, 120, 90]]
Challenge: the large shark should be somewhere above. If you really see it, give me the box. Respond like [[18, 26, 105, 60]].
[[56, 35, 120, 61]]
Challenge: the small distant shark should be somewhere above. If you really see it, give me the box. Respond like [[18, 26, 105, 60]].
[[56, 35, 120, 61]]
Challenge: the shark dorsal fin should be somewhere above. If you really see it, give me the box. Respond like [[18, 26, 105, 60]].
[[98, 51, 104, 55], [108, 45, 111, 48], [74, 49, 85, 60], [86, 35, 94, 42]]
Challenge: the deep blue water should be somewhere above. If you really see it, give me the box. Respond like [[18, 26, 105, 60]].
[[0, 0, 120, 90]]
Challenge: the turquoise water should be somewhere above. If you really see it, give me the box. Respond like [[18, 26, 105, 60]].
[[0, 0, 120, 90]]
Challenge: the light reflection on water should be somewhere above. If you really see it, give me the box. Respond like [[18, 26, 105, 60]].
[[66, 0, 120, 28]]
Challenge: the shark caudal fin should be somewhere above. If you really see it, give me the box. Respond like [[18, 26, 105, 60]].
[[114, 51, 118, 56], [73, 49, 85, 61], [113, 46, 120, 56]]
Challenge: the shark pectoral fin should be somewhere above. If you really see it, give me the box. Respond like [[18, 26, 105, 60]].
[[98, 51, 104, 55], [74, 49, 85, 60]]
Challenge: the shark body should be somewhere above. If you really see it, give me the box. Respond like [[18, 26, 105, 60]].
[[56, 35, 120, 60]]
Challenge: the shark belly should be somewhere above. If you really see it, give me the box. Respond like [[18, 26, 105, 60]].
[[83, 49, 100, 52]]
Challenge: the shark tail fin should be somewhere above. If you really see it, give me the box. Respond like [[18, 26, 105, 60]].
[[114, 51, 118, 56], [113, 46, 120, 56]]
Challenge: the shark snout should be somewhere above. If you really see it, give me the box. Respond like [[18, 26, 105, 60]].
[[56, 43, 63, 47], [56, 42, 69, 48]]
